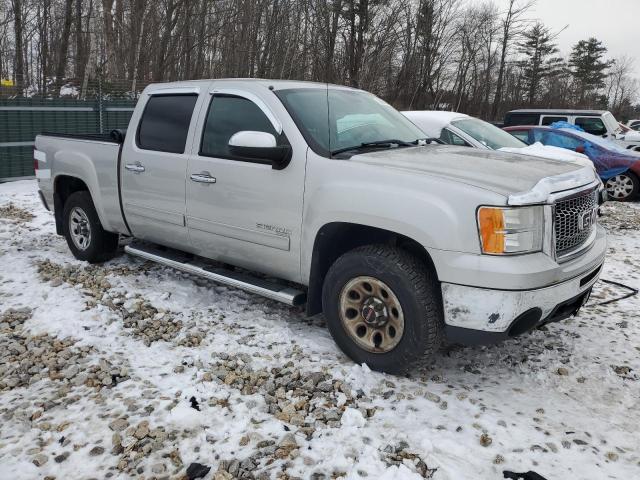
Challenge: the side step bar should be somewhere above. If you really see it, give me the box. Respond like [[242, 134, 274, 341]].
[[124, 243, 306, 306]]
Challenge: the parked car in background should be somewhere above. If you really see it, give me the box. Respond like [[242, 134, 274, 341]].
[[504, 109, 640, 151], [504, 125, 640, 201], [402, 111, 594, 168], [626, 119, 640, 131]]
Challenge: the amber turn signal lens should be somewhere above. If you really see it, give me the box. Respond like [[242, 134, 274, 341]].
[[478, 207, 505, 254]]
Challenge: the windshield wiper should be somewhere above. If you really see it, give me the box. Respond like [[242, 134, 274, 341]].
[[330, 137, 444, 156], [331, 139, 415, 156]]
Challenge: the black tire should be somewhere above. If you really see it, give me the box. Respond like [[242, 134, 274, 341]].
[[62, 191, 119, 263], [605, 171, 639, 202], [322, 245, 443, 374]]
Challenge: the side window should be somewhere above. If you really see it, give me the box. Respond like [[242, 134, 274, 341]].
[[439, 128, 470, 147], [510, 130, 530, 144], [137, 94, 198, 153], [505, 113, 540, 126], [541, 116, 568, 126], [575, 117, 607, 136], [201, 95, 279, 158]]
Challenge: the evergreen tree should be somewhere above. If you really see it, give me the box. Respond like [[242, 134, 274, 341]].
[[569, 37, 610, 105], [517, 22, 559, 105]]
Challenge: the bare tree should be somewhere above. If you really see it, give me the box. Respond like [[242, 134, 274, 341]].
[[10, 0, 24, 94], [606, 56, 639, 117], [490, 0, 535, 119], [0, 0, 637, 117]]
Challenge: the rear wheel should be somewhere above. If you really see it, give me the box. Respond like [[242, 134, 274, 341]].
[[605, 171, 639, 201], [322, 245, 442, 374], [62, 191, 119, 263]]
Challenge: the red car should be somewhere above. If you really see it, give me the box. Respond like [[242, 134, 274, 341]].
[[504, 125, 640, 201]]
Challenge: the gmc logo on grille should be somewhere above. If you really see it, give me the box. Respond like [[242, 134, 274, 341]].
[[578, 208, 597, 231]]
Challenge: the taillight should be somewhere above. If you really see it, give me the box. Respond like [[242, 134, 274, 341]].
[[33, 147, 39, 172]]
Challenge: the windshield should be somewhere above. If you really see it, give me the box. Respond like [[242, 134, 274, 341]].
[[276, 88, 426, 157], [451, 118, 526, 149], [602, 112, 621, 134]]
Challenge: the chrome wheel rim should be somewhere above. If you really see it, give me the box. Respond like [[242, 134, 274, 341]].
[[69, 207, 91, 250], [338, 276, 404, 353], [605, 174, 634, 199]]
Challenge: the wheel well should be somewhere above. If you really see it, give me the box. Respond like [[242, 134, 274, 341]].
[[53, 176, 89, 235], [306, 222, 438, 316]]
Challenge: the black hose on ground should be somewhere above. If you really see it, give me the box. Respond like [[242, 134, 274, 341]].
[[589, 279, 639, 306]]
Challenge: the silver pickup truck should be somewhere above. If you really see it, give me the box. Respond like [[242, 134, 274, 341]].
[[35, 79, 606, 373]]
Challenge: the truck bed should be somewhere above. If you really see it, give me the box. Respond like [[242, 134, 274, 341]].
[[35, 132, 129, 235]]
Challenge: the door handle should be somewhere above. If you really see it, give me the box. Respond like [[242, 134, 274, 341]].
[[190, 173, 217, 184], [125, 163, 145, 173]]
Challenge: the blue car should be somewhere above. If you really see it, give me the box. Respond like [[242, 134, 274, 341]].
[[504, 124, 640, 201]]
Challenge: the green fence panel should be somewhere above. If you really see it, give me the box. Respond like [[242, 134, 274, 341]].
[[0, 146, 33, 179], [0, 98, 137, 181]]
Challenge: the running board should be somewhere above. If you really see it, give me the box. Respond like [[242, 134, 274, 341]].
[[124, 243, 306, 306]]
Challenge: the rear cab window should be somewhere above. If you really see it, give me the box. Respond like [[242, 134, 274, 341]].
[[137, 94, 198, 153]]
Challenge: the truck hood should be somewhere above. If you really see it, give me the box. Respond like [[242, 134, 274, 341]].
[[350, 145, 597, 202]]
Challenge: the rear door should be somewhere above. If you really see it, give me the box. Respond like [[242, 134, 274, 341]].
[[121, 88, 204, 249], [185, 87, 306, 283]]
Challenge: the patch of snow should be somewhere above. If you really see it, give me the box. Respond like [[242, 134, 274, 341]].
[[0, 180, 638, 479], [59, 83, 79, 98], [499, 142, 594, 169]]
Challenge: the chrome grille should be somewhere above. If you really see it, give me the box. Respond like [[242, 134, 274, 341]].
[[554, 189, 598, 258]]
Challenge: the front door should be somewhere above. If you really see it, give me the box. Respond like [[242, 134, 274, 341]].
[[186, 91, 306, 283], [574, 116, 607, 136], [121, 91, 200, 249]]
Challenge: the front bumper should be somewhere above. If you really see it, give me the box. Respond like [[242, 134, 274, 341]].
[[440, 227, 606, 344]]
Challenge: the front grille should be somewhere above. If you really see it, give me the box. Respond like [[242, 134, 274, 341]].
[[554, 188, 598, 258]]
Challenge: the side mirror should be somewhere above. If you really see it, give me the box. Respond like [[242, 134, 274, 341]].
[[575, 145, 585, 154], [228, 131, 292, 170]]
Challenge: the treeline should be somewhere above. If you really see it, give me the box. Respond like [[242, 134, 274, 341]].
[[1, 0, 638, 120]]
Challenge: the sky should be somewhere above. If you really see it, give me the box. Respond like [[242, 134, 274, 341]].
[[493, 0, 640, 77]]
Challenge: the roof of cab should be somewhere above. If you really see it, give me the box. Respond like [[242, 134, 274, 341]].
[[507, 109, 608, 116], [143, 78, 358, 93]]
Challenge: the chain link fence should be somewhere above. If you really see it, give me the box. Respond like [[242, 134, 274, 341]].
[[0, 78, 149, 181]]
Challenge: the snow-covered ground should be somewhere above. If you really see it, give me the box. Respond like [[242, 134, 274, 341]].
[[0, 180, 638, 480]]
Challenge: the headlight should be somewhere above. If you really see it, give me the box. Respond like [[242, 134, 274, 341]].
[[477, 206, 543, 254]]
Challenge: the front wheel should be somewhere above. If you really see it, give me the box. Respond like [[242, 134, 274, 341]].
[[605, 171, 639, 201], [62, 191, 119, 263], [322, 245, 443, 374]]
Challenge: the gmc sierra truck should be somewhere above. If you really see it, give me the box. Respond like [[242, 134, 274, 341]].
[[34, 79, 606, 374]]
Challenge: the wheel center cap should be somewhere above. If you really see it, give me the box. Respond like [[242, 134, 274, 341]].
[[361, 297, 388, 327]]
